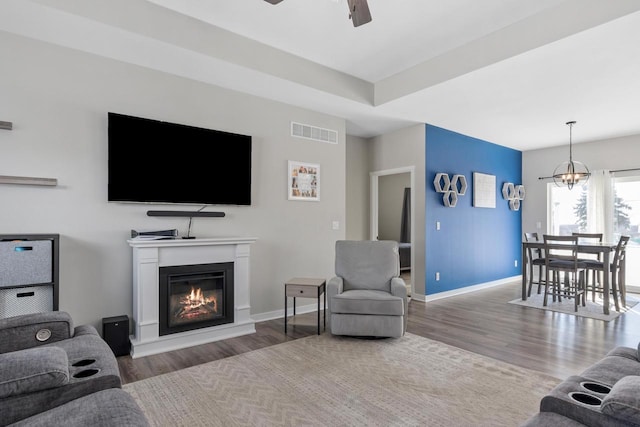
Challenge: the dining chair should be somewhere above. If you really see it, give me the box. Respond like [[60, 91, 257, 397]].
[[524, 232, 546, 297], [581, 235, 630, 312], [542, 235, 587, 312], [572, 232, 603, 302]]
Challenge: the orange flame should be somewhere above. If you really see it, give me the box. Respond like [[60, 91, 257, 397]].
[[181, 287, 216, 310]]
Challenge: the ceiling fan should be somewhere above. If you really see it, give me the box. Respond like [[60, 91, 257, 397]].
[[263, 0, 372, 28]]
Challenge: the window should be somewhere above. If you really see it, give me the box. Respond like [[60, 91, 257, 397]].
[[548, 176, 640, 287], [612, 177, 640, 288], [548, 183, 587, 235]]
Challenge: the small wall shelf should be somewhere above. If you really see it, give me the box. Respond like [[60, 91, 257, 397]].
[[0, 175, 58, 186], [0, 121, 12, 130], [147, 210, 225, 218]]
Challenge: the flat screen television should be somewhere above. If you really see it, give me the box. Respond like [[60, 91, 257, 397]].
[[108, 112, 252, 205]]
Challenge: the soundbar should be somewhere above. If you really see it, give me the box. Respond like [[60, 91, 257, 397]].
[[146, 210, 225, 218]]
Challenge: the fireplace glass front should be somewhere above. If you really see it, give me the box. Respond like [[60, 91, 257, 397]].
[[159, 262, 234, 336]]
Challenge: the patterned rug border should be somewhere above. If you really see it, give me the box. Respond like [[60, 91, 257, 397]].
[[124, 332, 561, 427], [508, 293, 639, 321]]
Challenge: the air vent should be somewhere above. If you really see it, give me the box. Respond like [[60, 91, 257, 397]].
[[291, 122, 338, 144]]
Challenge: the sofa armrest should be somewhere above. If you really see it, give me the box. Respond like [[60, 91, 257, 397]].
[[391, 277, 408, 334], [327, 277, 343, 297], [0, 346, 69, 399], [390, 277, 407, 299], [0, 312, 74, 354], [601, 375, 640, 424], [73, 324, 99, 338], [326, 277, 344, 327], [604, 345, 638, 361]]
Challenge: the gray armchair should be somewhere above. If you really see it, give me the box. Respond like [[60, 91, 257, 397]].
[[327, 240, 407, 338]]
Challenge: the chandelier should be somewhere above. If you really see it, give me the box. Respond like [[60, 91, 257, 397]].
[[552, 121, 590, 190]]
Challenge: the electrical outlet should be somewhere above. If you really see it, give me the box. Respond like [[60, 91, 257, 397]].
[[514, 260, 518, 267], [435, 272, 440, 281], [536, 221, 542, 229], [436, 221, 440, 231], [332, 221, 340, 230]]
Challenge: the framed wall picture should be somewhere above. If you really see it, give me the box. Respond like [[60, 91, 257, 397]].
[[288, 161, 320, 201], [473, 172, 496, 208]]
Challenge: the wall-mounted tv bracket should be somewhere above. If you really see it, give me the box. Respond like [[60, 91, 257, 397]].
[[0, 121, 12, 130]]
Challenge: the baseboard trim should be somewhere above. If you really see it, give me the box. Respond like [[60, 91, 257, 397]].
[[626, 285, 640, 294], [252, 276, 522, 319], [420, 276, 521, 303], [252, 301, 325, 323]]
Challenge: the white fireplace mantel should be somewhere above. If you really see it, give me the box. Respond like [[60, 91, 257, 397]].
[[127, 237, 257, 358]]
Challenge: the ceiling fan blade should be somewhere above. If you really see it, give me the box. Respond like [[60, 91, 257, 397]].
[[264, 0, 284, 4], [347, 0, 372, 27]]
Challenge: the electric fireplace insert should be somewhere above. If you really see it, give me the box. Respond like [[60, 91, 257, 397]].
[[159, 262, 234, 336]]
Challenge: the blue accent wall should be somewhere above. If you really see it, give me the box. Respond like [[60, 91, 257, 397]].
[[425, 124, 522, 294]]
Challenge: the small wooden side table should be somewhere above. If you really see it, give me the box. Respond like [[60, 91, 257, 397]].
[[284, 277, 326, 335]]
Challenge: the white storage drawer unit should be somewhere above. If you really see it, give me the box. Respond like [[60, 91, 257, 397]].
[[0, 234, 59, 318]]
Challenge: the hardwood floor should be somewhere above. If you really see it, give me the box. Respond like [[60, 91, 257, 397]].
[[117, 281, 640, 384]]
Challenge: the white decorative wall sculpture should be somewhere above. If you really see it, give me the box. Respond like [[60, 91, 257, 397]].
[[434, 173, 467, 208], [502, 182, 525, 211]]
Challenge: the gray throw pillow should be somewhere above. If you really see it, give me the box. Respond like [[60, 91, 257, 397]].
[[0, 346, 69, 398], [601, 375, 640, 424]]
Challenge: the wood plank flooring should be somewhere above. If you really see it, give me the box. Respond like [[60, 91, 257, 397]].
[[117, 281, 640, 384]]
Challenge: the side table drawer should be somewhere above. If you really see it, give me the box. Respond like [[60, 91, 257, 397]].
[[286, 285, 316, 298]]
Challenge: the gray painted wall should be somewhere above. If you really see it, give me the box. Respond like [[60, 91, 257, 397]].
[[378, 173, 410, 241], [369, 124, 426, 296], [0, 33, 346, 329], [345, 135, 369, 240], [522, 134, 640, 235]]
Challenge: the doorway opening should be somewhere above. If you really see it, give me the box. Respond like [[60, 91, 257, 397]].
[[370, 167, 415, 296]]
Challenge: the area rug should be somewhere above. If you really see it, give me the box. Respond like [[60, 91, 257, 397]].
[[508, 293, 638, 321], [124, 333, 560, 427]]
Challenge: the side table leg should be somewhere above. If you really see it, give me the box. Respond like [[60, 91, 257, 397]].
[[317, 289, 320, 335], [324, 287, 326, 331], [284, 292, 287, 334]]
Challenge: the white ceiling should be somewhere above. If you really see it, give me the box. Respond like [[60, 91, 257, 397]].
[[2, 0, 640, 151]]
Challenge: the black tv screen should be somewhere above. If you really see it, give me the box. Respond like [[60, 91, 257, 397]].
[[108, 113, 251, 205]]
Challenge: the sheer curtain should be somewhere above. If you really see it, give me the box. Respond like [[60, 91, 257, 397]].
[[587, 169, 614, 242]]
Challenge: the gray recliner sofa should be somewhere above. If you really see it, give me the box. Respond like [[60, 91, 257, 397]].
[[0, 311, 148, 427], [327, 240, 407, 338], [522, 344, 640, 426]]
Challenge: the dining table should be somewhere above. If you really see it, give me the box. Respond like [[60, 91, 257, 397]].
[[521, 240, 620, 315]]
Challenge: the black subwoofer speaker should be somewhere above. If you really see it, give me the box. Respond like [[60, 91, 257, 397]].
[[102, 315, 130, 357]]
